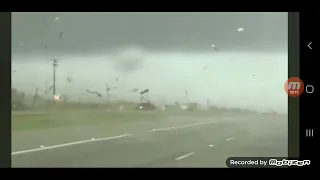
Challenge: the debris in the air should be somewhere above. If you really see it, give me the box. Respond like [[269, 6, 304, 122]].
[[19, 43, 23, 46], [132, 88, 139, 92], [211, 44, 219, 51], [237, 28, 244, 32], [106, 83, 111, 91], [113, 85, 118, 89], [185, 90, 188, 98], [202, 65, 209, 70], [48, 85, 54, 91], [59, 32, 64, 40], [44, 45, 48, 48], [40, 145, 45, 148], [86, 89, 102, 97], [66, 77, 72, 83], [175, 102, 180, 107], [140, 89, 149, 95], [54, 17, 60, 21]]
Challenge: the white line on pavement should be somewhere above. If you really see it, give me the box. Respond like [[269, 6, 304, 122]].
[[148, 121, 217, 132], [12, 133, 132, 155], [175, 152, 195, 160]]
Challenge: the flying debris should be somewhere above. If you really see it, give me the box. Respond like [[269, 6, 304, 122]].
[[86, 89, 102, 97], [62, 94, 71, 103], [54, 17, 60, 21], [185, 90, 188, 98], [19, 43, 23, 46], [48, 85, 54, 91], [211, 44, 219, 51], [140, 89, 149, 95], [66, 77, 72, 83], [237, 27, 244, 32], [132, 88, 139, 92], [175, 102, 180, 107], [44, 45, 48, 48], [44, 82, 51, 95], [59, 32, 64, 40], [202, 65, 209, 70]]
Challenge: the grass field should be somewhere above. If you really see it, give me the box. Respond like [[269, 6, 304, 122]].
[[12, 103, 258, 131], [12, 110, 165, 131]]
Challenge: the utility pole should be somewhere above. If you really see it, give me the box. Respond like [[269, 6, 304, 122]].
[[52, 58, 58, 103]]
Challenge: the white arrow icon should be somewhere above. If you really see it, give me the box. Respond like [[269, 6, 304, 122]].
[[308, 42, 312, 49]]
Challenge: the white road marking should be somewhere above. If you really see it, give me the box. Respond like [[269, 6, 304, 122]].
[[175, 152, 195, 160], [148, 121, 217, 132], [12, 133, 132, 155], [225, 137, 235, 141]]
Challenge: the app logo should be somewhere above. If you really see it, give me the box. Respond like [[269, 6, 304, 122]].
[[284, 77, 304, 97]]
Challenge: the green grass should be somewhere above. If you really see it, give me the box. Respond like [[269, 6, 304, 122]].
[[12, 110, 164, 131], [12, 106, 257, 131]]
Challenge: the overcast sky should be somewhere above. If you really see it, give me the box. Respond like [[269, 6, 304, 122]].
[[12, 13, 288, 113], [12, 12, 287, 55]]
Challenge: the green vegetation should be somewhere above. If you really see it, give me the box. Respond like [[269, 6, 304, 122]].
[[12, 110, 163, 131]]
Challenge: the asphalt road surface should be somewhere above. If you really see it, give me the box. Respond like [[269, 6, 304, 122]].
[[12, 113, 288, 167]]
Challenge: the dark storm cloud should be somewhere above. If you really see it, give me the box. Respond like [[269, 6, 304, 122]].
[[12, 12, 287, 54]]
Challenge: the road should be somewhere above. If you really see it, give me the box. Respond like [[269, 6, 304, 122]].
[[12, 113, 288, 167]]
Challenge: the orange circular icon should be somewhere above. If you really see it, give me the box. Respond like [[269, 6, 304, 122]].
[[284, 77, 304, 97]]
